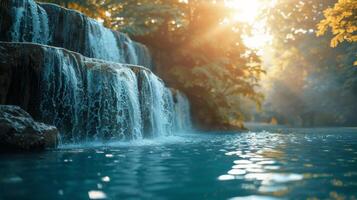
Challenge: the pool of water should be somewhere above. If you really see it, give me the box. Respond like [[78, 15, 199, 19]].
[[1, 127, 357, 199]]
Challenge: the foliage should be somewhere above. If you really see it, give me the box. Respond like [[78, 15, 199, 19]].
[[135, 1, 264, 128], [41, 0, 185, 34], [317, 0, 357, 47], [259, 0, 357, 126], [316, 0, 357, 65]]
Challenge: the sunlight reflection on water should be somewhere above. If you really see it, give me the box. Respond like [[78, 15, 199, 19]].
[[88, 190, 107, 199], [218, 140, 304, 195], [217, 130, 357, 199], [229, 195, 280, 200]]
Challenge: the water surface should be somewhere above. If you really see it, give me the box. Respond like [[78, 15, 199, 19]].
[[1, 127, 357, 199]]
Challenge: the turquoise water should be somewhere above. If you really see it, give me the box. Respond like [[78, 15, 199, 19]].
[[1, 127, 357, 199]]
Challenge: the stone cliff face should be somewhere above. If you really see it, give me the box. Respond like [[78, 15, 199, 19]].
[[0, 42, 43, 116]]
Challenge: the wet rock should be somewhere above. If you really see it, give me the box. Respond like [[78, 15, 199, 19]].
[[0, 105, 58, 151], [0, 42, 43, 118]]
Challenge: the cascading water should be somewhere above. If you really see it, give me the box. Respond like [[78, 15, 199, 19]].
[[164, 88, 176, 134], [6, 0, 49, 43], [85, 65, 143, 141], [9, 7, 25, 41], [86, 19, 121, 62], [174, 92, 192, 131], [124, 38, 139, 66], [138, 71, 178, 137], [43, 2, 126, 63], [112, 67, 143, 140], [39, 48, 84, 142], [0, 0, 193, 143], [133, 41, 154, 70], [38, 46, 146, 142], [40, 52, 186, 141], [1, 0, 154, 70]]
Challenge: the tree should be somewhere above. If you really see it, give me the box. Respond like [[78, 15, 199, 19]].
[[135, 1, 264, 129], [41, 0, 184, 32], [261, 0, 357, 126], [316, 0, 357, 65]]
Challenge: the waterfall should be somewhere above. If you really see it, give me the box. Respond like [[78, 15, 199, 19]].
[[133, 42, 154, 70], [111, 67, 142, 141], [38, 46, 146, 142], [86, 66, 142, 141], [7, 0, 49, 43], [2, 0, 154, 70], [174, 92, 192, 131], [138, 71, 178, 137], [28, 0, 49, 43], [43, 3, 125, 63], [46, 3, 153, 70], [31, 44, 189, 142], [86, 19, 121, 62], [10, 7, 25, 41], [0, 0, 192, 143], [164, 88, 176, 134], [39, 48, 85, 142], [124, 38, 139, 66]]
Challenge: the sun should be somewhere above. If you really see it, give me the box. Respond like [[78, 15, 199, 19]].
[[225, 0, 276, 50], [225, 0, 262, 23]]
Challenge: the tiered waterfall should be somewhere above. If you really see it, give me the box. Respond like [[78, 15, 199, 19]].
[[0, 0, 192, 142]]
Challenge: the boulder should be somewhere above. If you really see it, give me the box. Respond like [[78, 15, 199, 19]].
[[0, 105, 58, 151]]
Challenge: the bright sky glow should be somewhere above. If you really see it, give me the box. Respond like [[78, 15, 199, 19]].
[[225, 0, 276, 50], [243, 20, 273, 53], [226, 0, 263, 23]]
